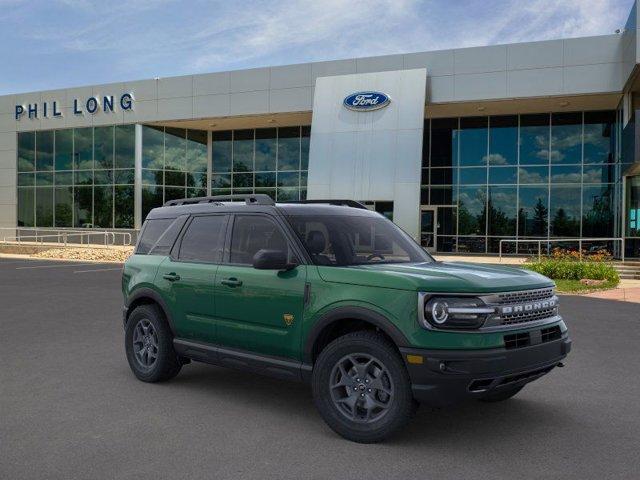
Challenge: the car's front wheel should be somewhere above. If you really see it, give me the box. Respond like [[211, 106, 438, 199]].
[[125, 304, 182, 382], [312, 331, 416, 443]]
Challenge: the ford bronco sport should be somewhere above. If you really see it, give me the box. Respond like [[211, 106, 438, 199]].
[[122, 194, 571, 443]]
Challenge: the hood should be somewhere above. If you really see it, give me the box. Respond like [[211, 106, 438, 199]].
[[316, 261, 553, 293]]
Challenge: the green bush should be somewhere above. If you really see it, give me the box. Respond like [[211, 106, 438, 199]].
[[524, 259, 619, 282]]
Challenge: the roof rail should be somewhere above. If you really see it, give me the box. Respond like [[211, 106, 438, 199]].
[[163, 194, 275, 207], [282, 199, 369, 210]]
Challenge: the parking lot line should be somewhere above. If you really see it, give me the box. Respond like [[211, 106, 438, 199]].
[[16, 262, 102, 270], [74, 267, 123, 274]]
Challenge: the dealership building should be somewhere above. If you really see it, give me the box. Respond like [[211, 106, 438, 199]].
[[2, 5, 640, 257]]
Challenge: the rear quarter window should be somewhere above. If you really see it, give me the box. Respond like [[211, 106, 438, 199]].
[[136, 218, 175, 254]]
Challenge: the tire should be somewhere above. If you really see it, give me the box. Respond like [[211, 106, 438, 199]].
[[312, 331, 416, 443], [125, 304, 182, 383], [478, 385, 523, 403]]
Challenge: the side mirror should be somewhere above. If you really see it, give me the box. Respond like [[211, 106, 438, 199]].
[[252, 249, 297, 271]]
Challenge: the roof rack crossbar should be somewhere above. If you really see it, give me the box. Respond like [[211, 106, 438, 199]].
[[163, 194, 275, 207], [282, 199, 369, 210]]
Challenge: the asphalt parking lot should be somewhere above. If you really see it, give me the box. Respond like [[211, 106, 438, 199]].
[[1, 258, 639, 480]]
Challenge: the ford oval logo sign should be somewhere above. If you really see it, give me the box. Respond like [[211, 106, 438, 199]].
[[343, 91, 390, 111]]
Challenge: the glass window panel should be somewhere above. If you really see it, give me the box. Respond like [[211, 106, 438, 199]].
[[94, 169, 113, 185], [582, 184, 614, 237], [54, 186, 73, 227], [583, 164, 615, 184], [518, 186, 549, 236], [142, 169, 162, 185], [18, 172, 34, 187], [165, 127, 186, 171], [550, 185, 581, 237], [488, 166, 517, 184], [35, 172, 53, 186], [54, 129, 73, 170], [212, 131, 232, 172], [73, 127, 93, 170], [430, 168, 454, 185], [233, 129, 253, 172], [459, 167, 486, 185], [457, 237, 486, 253], [35, 130, 54, 171], [17, 188, 34, 227], [457, 186, 486, 236], [277, 171, 299, 187], [164, 187, 185, 202], [187, 187, 207, 198], [233, 172, 253, 188], [186, 129, 207, 172], [93, 186, 113, 228], [551, 112, 582, 165], [277, 187, 300, 201], [54, 172, 73, 185], [278, 127, 300, 171], [488, 186, 517, 236], [114, 169, 134, 185], [430, 186, 455, 205], [519, 114, 549, 165], [115, 124, 135, 169], [300, 171, 308, 187], [211, 188, 231, 196], [75, 170, 93, 185], [255, 128, 277, 171], [301, 126, 310, 170], [114, 185, 134, 228], [551, 165, 581, 183], [420, 168, 429, 185], [142, 126, 164, 169], [437, 207, 457, 236], [18, 132, 35, 172], [458, 117, 487, 167], [422, 120, 430, 168], [431, 118, 457, 167], [142, 185, 163, 222], [164, 170, 185, 187], [626, 176, 640, 237], [35, 186, 54, 227], [186, 171, 207, 189], [519, 166, 548, 184], [584, 111, 615, 164], [74, 186, 92, 227], [94, 126, 114, 170], [488, 115, 517, 166], [211, 174, 231, 189], [256, 187, 276, 201], [179, 215, 228, 263], [255, 172, 275, 188]]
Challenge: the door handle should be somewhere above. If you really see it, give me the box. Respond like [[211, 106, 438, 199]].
[[221, 277, 243, 287], [163, 272, 181, 282]]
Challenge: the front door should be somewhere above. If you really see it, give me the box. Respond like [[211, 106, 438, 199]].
[[214, 214, 307, 360], [420, 207, 437, 252]]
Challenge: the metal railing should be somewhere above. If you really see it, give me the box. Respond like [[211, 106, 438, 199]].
[[0, 228, 133, 248], [498, 238, 625, 262]]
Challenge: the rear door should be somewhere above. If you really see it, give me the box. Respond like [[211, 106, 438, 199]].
[[158, 214, 229, 343], [214, 214, 307, 359]]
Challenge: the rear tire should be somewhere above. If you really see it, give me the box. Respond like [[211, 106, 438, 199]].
[[125, 304, 181, 383], [312, 331, 416, 443], [478, 385, 523, 403]]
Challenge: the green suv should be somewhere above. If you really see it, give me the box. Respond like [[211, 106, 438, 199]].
[[122, 194, 571, 443]]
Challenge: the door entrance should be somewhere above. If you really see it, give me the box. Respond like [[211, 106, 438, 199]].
[[420, 207, 437, 252]]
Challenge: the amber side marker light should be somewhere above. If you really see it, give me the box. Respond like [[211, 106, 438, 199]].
[[406, 354, 424, 365]]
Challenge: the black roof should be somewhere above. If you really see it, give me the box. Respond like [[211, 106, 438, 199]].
[[146, 195, 378, 220]]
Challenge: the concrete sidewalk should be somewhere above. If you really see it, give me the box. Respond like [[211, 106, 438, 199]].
[[582, 280, 640, 303]]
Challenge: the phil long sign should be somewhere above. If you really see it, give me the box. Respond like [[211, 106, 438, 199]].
[[15, 93, 134, 120], [343, 91, 390, 111]]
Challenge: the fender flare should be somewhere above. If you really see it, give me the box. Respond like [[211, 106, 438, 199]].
[[303, 306, 409, 364], [125, 287, 176, 335]]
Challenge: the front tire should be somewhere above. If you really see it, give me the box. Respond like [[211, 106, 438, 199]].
[[125, 304, 181, 383], [312, 331, 416, 443]]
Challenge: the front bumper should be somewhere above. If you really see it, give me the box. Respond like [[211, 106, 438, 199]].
[[400, 334, 571, 407]]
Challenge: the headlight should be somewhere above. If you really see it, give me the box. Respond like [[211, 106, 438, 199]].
[[421, 296, 495, 330]]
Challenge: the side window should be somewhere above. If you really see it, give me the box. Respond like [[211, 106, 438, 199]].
[[136, 218, 174, 254], [178, 215, 227, 263], [149, 215, 188, 256], [229, 215, 291, 265]]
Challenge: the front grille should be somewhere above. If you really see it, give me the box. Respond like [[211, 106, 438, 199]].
[[504, 332, 531, 349], [497, 287, 554, 304], [502, 307, 557, 325], [541, 325, 562, 342]]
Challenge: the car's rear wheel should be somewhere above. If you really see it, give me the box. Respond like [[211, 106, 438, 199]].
[[478, 385, 523, 403], [125, 304, 181, 382], [312, 331, 416, 443]]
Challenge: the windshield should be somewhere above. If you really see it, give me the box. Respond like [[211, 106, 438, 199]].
[[286, 214, 433, 266]]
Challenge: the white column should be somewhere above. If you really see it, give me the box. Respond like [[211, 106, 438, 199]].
[[134, 124, 143, 229]]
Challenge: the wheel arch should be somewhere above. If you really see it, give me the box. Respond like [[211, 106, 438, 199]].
[[125, 287, 176, 335]]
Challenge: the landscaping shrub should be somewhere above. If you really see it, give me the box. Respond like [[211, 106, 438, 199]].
[[524, 248, 619, 283]]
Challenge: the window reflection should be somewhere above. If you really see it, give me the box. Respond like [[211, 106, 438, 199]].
[[520, 114, 549, 165]]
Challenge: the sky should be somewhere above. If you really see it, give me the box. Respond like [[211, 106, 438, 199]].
[[0, 0, 636, 95]]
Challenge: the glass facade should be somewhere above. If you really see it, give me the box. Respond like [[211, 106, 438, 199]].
[[422, 111, 620, 253], [17, 125, 135, 228], [211, 126, 310, 202]]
